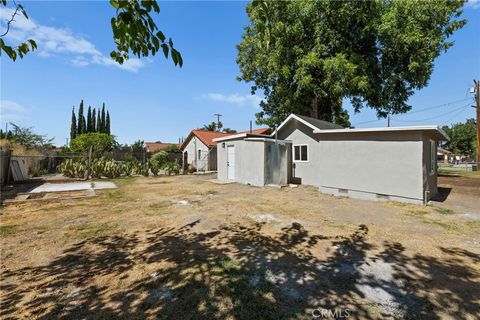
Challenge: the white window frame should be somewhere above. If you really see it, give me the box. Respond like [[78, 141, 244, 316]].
[[430, 140, 436, 175], [293, 144, 309, 163]]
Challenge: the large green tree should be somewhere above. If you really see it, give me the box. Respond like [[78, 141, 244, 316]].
[[1, 0, 182, 67], [442, 118, 477, 158], [106, 111, 111, 135], [237, 0, 466, 127], [86, 106, 92, 132]]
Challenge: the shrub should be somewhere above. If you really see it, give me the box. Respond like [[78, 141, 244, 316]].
[[70, 133, 116, 157]]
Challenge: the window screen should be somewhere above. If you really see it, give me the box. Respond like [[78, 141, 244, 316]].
[[301, 145, 308, 161], [294, 146, 300, 161]]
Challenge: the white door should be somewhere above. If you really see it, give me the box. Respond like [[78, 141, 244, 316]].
[[227, 145, 235, 180]]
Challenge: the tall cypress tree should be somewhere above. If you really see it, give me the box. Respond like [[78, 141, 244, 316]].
[[92, 108, 96, 133], [70, 106, 77, 141], [101, 103, 106, 133], [106, 111, 111, 135], [77, 100, 85, 135], [97, 109, 101, 133], [86, 106, 92, 132]]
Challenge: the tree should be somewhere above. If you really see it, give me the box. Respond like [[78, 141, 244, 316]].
[[1, 0, 182, 67], [223, 128, 237, 133], [70, 132, 116, 156], [131, 140, 145, 152], [8, 122, 54, 149], [91, 108, 96, 133], [101, 104, 106, 133], [106, 111, 111, 135], [0, 1, 37, 61], [202, 122, 217, 131], [77, 100, 85, 135], [96, 110, 101, 133], [237, 0, 466, 127], [86, 106, 92, 132], [442, 118, 477, 158], [70, 106, 77, 141]]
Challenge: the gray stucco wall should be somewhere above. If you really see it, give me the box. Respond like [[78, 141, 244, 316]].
[[217, 139, 265, 186], [276, 119, 319, 186], [182, 137, 210, 171], [315, 131, 425, 201]]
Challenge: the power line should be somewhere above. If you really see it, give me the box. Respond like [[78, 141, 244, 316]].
[[392, 103, 471, 123], [353, 97, 473, 126]]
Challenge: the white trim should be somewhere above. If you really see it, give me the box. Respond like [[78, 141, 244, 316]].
[[312, 125, 449, 140], [293, 144, 309, 162], [244, 137, 292, 143], [213, 133, 272, 142], [271, 114, 320, 136]]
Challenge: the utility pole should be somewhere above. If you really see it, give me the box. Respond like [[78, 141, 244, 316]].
[[387, 114, 391, 127], [213, 113, 222, 131], [474, 80, 480, 163]]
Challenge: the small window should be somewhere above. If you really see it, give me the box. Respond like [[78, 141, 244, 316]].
[[430, 140, 436, 175], [293, 144, 308, 162], [198, 149, 202, 159]]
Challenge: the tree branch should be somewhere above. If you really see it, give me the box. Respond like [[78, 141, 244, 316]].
[[1, 0, 21, 37]]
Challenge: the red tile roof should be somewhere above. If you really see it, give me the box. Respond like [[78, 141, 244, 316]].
[[144, 142, 178, 153], [180, 128, 270, 150]]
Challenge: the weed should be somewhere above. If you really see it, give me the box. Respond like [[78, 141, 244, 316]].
[[409, 210, 429, 217], [422, 220, 458, 231], [434, 207, 456, 215], [67, 222, 119, 239], [0, 224, 18, 236], [106, 190, 123, 199], [466, 220, 480, 229]]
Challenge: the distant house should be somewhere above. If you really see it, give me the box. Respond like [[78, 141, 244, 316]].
[[181, 128, 270, 171], [437, 147, 452, 164], [215, 114, 449, 205], [144, 142, 179, 154]]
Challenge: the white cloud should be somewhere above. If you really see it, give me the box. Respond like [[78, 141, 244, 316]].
[[0, 8, 145, 72], [0, 100, 32, 122], [202, 93, 263, 108], [466, 0, 480, 9]]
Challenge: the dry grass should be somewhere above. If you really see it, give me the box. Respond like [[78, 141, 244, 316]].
[[1, 174, 479, 319]]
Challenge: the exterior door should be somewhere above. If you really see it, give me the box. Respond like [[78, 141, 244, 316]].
[[227, 145, 235, 180]]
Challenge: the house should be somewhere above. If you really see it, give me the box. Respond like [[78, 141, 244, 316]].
[[144, 142, 179, 154], [215, 114, 449, 204], [181, 128, 270, 171], [437, 147, 452, 164]]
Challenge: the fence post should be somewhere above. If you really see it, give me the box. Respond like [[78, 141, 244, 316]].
[[85, 146, 93, 180]]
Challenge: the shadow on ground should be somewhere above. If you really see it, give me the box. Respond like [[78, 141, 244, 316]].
[[1, 222, 479, 319]]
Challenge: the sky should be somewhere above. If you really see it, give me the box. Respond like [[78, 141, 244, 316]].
[[1, 1, 479, 147]]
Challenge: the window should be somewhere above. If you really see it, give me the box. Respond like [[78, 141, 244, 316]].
[[293, 144, 308, 162], [198, 149, 202, 160], [430, 140, 436, 175]]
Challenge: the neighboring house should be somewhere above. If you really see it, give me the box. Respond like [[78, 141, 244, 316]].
[[181, 128, 270, 172], [215, 114, 449, 205], [144, 142, 178, 154], [437, 147, 452, 164]]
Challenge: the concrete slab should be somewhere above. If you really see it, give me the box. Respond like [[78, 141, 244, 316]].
[[207, 179, 234, 185], [29, 181, 116, 193]]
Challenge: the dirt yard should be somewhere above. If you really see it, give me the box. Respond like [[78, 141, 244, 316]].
[[1, 174, 479, 319]]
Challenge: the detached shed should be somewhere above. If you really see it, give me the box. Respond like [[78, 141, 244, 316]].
[[214, 133, 292, 186]]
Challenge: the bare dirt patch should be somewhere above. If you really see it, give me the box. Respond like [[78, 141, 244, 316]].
[[1, 174, 479, 319]]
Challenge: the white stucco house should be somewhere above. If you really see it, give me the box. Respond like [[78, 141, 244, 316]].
[[181, 128, 270, 171], [215, 114, 449, 204]]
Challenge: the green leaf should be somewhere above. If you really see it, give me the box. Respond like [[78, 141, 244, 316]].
[[156, 31, 165, 42], [109, 0, 120, 9], [161, 43, 169, 58]]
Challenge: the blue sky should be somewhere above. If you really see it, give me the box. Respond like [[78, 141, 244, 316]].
[[1, 1, 479, 146]]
